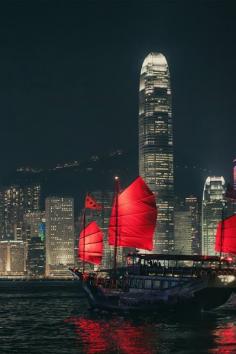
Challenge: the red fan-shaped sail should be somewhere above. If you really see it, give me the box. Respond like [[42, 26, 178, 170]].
[[215, 215, 236, 254], [79, 221, 103, 265], [108, 176, 157, 251]]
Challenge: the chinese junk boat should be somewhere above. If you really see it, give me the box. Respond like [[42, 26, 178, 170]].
[[70, 177, 236, 312]]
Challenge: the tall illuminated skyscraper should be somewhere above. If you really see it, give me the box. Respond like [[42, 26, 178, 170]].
[[139, 52, 174, 253], [202, 176, 225, 255], [45, 197, 74, 278]]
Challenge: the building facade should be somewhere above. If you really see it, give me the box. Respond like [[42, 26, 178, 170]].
[[0, 184, 41, 241], [139, 52, 174, 253], [202, 177, 225, 255], [27, 237, 45, 278], [174, 196, 200, 255], [45, 197, 74, 278], [174, 209, 192, 255], [185, 196, 201, 255], [0, 241, 26, 276]]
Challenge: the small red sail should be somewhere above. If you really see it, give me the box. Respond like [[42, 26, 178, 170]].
[[215, 215, 236, 254], [78, 221, 103, 265], [108, 176, 157, 251]]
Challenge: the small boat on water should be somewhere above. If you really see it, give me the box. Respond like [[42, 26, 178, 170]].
[[70, 176, 236, 312]]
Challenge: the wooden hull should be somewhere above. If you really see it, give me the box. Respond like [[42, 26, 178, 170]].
[[79, 279, 233, 313]]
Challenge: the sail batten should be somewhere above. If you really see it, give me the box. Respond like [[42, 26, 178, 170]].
[[78, 221, 103, 265], [108, 176, 157, 251], [215, 214, 236, 254]]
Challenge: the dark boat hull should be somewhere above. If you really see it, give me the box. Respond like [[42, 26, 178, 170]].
[[80, 281, 233, 313]]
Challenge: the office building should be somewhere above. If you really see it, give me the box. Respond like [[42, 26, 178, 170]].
[[185, 196, 201, 255], [27, 237, 45, 278], [202, 177, 225, 255], [45, 197, 74, 278], [0, 184, 41, 241], [139, 52, 174, 253], [0, 241, 26, 276]]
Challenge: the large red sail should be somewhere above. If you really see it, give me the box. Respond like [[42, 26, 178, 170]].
[[215, 215, 236, 254], [108, 176, 157, 251], [78, 221, 103, 265]]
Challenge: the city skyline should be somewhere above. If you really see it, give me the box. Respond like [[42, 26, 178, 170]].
[[0, 1, 236, 198]]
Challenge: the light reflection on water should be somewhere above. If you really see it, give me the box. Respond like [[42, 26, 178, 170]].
[[0, 284, 236, 353], [66, 316, 155, 353]]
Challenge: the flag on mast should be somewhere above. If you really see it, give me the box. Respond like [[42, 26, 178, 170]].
[[85, 194, 102, 210]]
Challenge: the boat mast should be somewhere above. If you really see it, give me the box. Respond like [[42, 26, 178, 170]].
[[113, 176, 120, 277], [82, 209, 86, 273], [219, 205, 225, 268]]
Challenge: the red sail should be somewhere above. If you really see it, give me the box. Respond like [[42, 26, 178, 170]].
[[78, 221, 103, 265], [108, 176, 157, 251], [215, 215, 236, 254]]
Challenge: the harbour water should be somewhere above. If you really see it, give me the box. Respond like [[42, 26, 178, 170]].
[[0, 282, 236, 353]]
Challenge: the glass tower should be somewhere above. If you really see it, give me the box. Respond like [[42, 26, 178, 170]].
[[139, 52, 174, 253], [202, 176, 225, 255], [45, 197, 74, 278]]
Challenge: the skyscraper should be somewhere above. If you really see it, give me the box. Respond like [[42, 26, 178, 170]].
[[45, 197, 74, 278], [202, 177, 225, 255], [139, 52, 174, 253], [0, 184, 41, 241], [174, 208, 192, 255], [0, 241, 26, 276], [27, 237, 45, 278], [174, 196, 200, 255]]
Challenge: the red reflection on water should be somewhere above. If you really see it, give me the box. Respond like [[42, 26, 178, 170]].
[[66, 316, 155, 354], [211, 322, 236, 354]]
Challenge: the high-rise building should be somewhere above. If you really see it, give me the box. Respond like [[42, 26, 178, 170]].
[[174, 208, 192, 255], [24, 211, 46, 241], [0, 241, 26, 276], [139, 52, 174, 253], [0, 184, 41, 241], [174, 196, 200, 255], [185, 196, 201, 255], [202, 177, 225, 255], [45, 197, 74, 278], [27, 237, 45, 278]]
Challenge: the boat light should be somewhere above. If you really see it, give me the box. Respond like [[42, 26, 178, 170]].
[[218, 275, 236, 284]]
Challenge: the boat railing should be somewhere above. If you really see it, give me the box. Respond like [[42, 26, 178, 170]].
[[127, 264, 236, 279]]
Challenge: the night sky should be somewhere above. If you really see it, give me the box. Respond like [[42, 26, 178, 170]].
[[0, 0, 236, 196]]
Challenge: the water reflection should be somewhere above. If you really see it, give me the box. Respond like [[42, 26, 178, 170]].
[[66, 316, 155, 353], [211, 321, 236, 353]]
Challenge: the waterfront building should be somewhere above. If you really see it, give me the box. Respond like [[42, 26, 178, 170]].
[[202, 177, 226, 255], [174, 196, 200, 255], [45, 197, 74, 278], [23, 211, 46, 241], [185, 196, 201, 255], [27, 237, 45, 278], [139, 52, 174, 253], [174, 208, 192, 255], [0, 184, 41, 241], [0, 241, 26, 276]]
